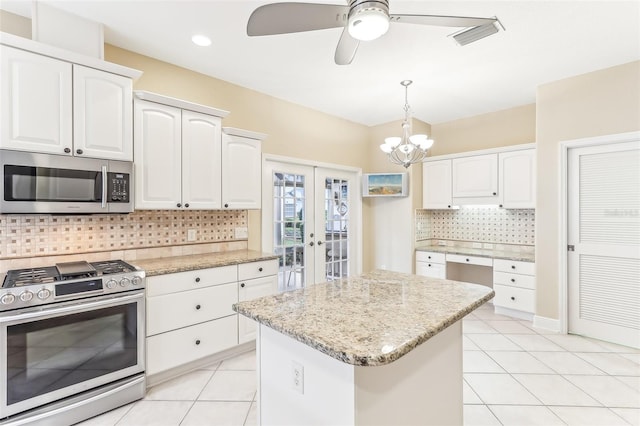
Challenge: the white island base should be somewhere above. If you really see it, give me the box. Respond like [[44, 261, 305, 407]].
[[256, 321, 463, 426]]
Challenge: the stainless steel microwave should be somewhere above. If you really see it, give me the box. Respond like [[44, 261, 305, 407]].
[[1, 149, 133, 214]]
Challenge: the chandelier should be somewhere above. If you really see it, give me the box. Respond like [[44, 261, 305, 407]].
[[379, 80, 434, 168]]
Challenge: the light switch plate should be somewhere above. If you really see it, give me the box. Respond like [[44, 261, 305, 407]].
[[187, 229, 197, 242], [292, 361, 304, 394]]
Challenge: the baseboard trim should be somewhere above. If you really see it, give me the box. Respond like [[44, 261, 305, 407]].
[[494, 306, 534, 321], [533, 315, 561, 332]]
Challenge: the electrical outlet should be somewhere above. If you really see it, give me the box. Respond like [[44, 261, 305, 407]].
[[437, 240, 446, 246], [292, 361, 304, 394], [235, 227, 248, 239], [187, 229, 197, 242]]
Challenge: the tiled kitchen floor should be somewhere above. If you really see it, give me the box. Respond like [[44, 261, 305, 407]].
[[80, 304, 640, 426]]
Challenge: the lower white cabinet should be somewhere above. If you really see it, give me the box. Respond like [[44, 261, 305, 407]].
[[415, 251, 446, 279], [238, 275, 278, 343], [492, 259, 536, 317]]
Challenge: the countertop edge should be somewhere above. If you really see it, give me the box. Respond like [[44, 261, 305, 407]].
[[415, 245, 535, 263]]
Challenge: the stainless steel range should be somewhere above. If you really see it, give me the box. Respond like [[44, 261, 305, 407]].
[[0, 260, 146, 425]]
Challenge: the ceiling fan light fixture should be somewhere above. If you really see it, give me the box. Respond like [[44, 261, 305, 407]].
[[348, 7, 390, 41], [451, 20, 501, 46]]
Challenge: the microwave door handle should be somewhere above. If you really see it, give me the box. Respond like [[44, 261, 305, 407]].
[[101, 165, 108, 209]]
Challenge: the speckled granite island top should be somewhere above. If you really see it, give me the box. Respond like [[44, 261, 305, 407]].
[[416, 244, 535, 262], [132, 250, 278, 276], [233, 269, 494, 366]]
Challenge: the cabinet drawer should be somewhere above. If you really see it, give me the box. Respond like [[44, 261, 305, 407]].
[[146, 315, 238, 375], [238, 259, 278, 280], [494, 271, 536, 290], [415, 251, 446, 264], [147, 282, 237, 336], [146, 265, 237, 297], [415, 262, 446, 279], [493, 259, 535, 275], [446, 254, 493, 267], [493, 284, 535, 313]]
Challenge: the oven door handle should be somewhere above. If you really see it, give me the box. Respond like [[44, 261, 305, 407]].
[[101, 165, 108, 209], [0, 291, 144, 324]]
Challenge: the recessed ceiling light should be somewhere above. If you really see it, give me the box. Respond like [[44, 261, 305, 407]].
[[191, 34, 212, 47]]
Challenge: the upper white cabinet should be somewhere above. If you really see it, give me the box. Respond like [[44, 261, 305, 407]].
[[0, 41, 138, 160], [422, 160, 454, 209], [452, 154, 499, 204], [498, 149, 536, 209], [222, 128, 267, 210]]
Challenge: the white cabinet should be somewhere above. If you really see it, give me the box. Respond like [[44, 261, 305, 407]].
[[499, 149, 536, 209], [238, 259, 279, 344], [72, 65, 133, 161], [134, 96, 226, 210], [492, 259, 536, 319], [452, 154, 499, 204], [1, 45, 134, 160], [415, 251, 446, 279], [222, 128, 266, 210], [422, 160, 454, 209]]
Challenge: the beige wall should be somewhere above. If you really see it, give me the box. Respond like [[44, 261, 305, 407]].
[[0, 10, 31, 38], [535, 60, 640, 320], [430, 103, 536, 156]]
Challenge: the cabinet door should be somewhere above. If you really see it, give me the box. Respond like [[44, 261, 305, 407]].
[[415, 262, 446, 279], [422, 160, 453, 209], [499, 149, 536, 208], [238, 275, 278, 343], [222, 133, 262, 209], [452, 154, 498, 198], [134, 100, 182, 209], [73, 65, 133, 160], [182, 110, 222, 209], [0, 46, 72, 154]]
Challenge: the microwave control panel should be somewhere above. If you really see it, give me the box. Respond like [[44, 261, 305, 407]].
[[107, 172, 130, 202]]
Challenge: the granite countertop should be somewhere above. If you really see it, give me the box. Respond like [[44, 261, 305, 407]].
[[132, 250, 278, 276], [233, 269, 494, 367], [415, 244, 535, 262]]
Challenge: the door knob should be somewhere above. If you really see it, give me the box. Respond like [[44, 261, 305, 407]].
[[317, 241, 323, 245], [76, 149, 83, 155], [309, 242, 314, 246]]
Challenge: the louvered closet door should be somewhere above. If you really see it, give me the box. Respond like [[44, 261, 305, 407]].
[[568, 140, 640, 348]]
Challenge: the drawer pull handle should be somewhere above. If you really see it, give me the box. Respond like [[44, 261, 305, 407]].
[[447, 205, 451, 208], [195, 339, 201, 345], [492, 192, 497, 196], [511, 265, 516, 270], [428, 256, 431, 259], [196, 304, 201, 310], [466, 258, 470, 262], [195, 277, 201, 283], [510, 296, 516, 301], [511, 278, 516, 283], [241, 283, 245, 288], [428, 264, 431, 267], [259, 267, 263, 272]]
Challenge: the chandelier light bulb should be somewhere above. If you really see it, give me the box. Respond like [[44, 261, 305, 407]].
[[379, 143, 393, 154], [348, 8, 390, 41], [384, 137, 402, 148]]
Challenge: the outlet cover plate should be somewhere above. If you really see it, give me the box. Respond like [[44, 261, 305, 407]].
[[235, 227, 248, 239]]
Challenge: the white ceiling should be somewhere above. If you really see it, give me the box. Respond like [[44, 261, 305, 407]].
[[1, 0, 639, 126]]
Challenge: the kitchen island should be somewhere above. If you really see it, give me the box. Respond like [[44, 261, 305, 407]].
[[233, 269, 494, 426]]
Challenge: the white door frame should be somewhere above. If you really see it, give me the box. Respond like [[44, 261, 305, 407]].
[[558, 130, 640, 334], [261, 153, 363, 280]]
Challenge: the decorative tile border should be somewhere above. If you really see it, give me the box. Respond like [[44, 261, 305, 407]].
[[0, 210, 248, 259], [416, 207, 535, 245]]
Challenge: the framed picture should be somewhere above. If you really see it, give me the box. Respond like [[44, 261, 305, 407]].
[[362, 173, 408, 197]]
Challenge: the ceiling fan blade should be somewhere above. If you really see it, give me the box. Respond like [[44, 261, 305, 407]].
[[247, 2, 349, 36], [389, 14, 497, 28], [334, 27, 359, 65]]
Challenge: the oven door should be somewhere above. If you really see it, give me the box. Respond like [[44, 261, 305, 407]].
[[0, 291, 145, 418]]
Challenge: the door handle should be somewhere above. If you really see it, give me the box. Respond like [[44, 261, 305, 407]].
[[309, 242, 314, 246], [101, 165, 107, 209], [317, 241, 323, 245]]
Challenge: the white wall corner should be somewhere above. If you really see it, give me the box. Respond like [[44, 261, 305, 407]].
[[533, 315, 561, 333]]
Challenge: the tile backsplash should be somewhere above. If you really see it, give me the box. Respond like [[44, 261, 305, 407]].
[[0, 210, 248, 259], [416, 207, 535, 245]]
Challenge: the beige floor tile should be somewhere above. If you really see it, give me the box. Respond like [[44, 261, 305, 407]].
[[199, 370, 257, 401], [506, 334, 564, 352], [617, 375, 640, 392], [464, 373, 540, 405], [463, 351, 505, 373], [564, 374, 640, 408], [486, 351, 555, 374], [575, 352, 640, 376], [218, 350, 257, 371], [593, 340, 640, 354], [485, 320, 537, 334], [611, 408, 640, 426], [463, 404, 501, 426], [513, 374, 600, 406], [463, 380, 483, 404], [181, 401, 251, 426], [244, 402, 258, 426], [472, 309, 515, 321], [543, 334, 612, 352], [550, 406, 630, 425], [463, 320, 499, 334], [463, 336, 481, 351], [489, 405, 565, 425], [530, 351, 606, 375], [467, 334, 523, 351], [144, 369, 214, 401], [117, 400, 192, 426]]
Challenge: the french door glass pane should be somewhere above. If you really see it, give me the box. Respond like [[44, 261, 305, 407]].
[[324, 178, 349, 281], [273, 172, 306, 291]]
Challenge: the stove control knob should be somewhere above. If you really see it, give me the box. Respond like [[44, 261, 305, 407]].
[[119, 277, 130, 287], [106, 279, 117, 289], [19, 291, 34, 302], [131, 276, 141, 286], [1, 293, 16, 305], [37, 288, 51, 300]]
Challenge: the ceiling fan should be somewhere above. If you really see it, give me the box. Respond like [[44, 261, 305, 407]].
[[247, 0, 502, 65]]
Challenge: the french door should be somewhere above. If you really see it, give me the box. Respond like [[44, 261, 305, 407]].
[[567, 139, 640, 348], [262, 158, 360, 292]]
